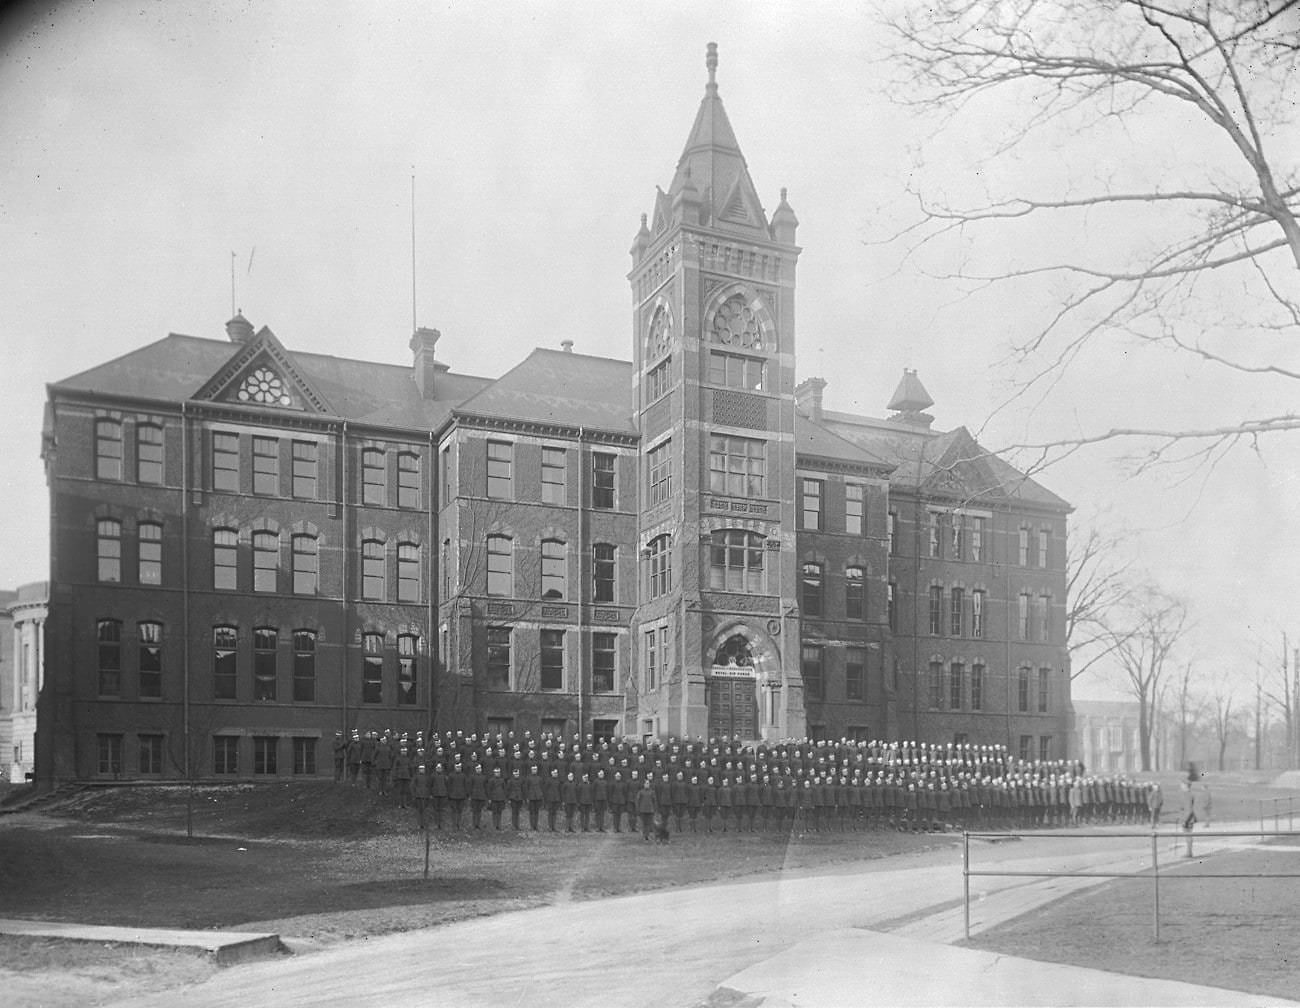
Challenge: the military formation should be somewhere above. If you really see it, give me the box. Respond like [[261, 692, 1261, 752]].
[[331, 729, 1165, 839]]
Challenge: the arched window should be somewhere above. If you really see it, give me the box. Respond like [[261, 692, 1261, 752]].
[[540, 539, 566, 599], [486, 534, 513, 597], [709, 529, 764, 593], [138, 522, 162, 585], [362, 633, 383, 704], [397, 451, 421, 508], [801, 562, 823, 617], [398, 634, 418, 705], [361, 539, 386, 600], [593, 543, 615, 603], [138, 621, 163, 698], [213, 625, 238, 700], [97, 618, 122, 696], [253, 530, 279, 593], [213, 528, 238, 590], [292, 630, 316, 702], [292, 534, 318, 595], [97, 519, 122, 583], [709, 294, 769, 352], [713, 634, 754, 668], [361, 448, 386, 506], [397, 542, 421, 603], [647, 535, 671, 598], [845, 565, 865, 620], [95, 419, 122, 480], [136, 423, 164, 484], [254, 627, 277, 701]]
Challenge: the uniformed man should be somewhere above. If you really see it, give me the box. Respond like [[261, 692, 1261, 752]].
[[332, 730, 348, 783]]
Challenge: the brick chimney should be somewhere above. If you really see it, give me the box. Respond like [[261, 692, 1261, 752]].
[[795, 377, 827, 421], [410, 327, 442, 399]]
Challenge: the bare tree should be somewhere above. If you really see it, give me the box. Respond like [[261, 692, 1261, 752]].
[[1065, 521, 1133, 682], [1259, 631, 1299, 768], [884, 1, 1300, 470], [1206, 683, 1241, 771], [1110, 585, 1189, 769], [1162, 660, 1207, 772]]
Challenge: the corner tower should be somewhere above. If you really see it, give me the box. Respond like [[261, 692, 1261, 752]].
[[629, 44, 804, 742]]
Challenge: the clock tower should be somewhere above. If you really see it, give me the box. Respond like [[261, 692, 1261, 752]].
[[629, 44, 804, 742]]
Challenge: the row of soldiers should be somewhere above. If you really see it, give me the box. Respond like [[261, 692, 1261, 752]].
[[330, 728, 1162, 835]]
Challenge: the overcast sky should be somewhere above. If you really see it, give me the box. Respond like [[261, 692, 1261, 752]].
[[3, 1, 1297, 702]]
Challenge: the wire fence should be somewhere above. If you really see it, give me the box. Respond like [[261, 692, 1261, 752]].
[[962, 828, 1300, 942], [1259, 796, 1298, 833]]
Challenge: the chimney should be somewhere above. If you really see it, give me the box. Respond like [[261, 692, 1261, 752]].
[[410, 327, 441, 399], [226, 311, 254, 343], [561, 340, 574, 353], [795, 377, 827, 421]]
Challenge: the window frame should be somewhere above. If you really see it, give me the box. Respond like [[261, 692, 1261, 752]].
[[397, 451, 421, 509], [291, 533, 318, 595], [212, 528, 238, 591], [253, 530, 279, 593], [486, 534, 513, 597], [138, 621, 163, 699], [593, 543, 616, 603], [647, 439, 672, 506], [486, 626, 512, 690], [361, 447, 387, 506], [540, 538, 567, 599], [971, 663, 984, 711], [592, 452, 615, 509], [252, 436, 279, 496], [950, 587, 964, 638], [95, 419, 123, 481], [397, 633, 418, 706], [801, 561, 823, 618], [362, 633, 383, 704], [845, 483, 864, 535], [292, 630, 316, 702], [709, 529, 765, 593], [213, 735, 239, 775], [291, 440, 318, 499], [136, 423, 164, 484], [138, 733, 164, 775], [647, 535, 671, 598], [540, 629, 565, 691], [706, 349, 765, 392], [928, 585, 943, 636], [800, 478, 824, 531], [949, 661, 964, 710], [709, 434, 765, 498], [97, 518, 122, 583], [253, 627, 277, 701], [213, 432, 239, 492], [361, 538, 386, 601], [845, 646, 866, 701], [486, 440, 513, 499], [396, 542, 421, 603], [592, 632, 616, 693], [97, 618, 122, 697], [801, 644, 824, 700], [137, 521, 162, 585], [972, 589, 985, 639], [845, 565, 865, 621], [213, 625, 238, 700]]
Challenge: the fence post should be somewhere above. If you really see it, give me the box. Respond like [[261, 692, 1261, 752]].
[[1259, 800, 1264, 835], [963, 831, 971, 941], [1151, 830, 1161, 942]]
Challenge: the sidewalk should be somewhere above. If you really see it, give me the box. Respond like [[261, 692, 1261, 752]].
[[0, 919, 282, 964]]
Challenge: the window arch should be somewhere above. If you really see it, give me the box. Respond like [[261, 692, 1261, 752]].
[[253, 530, 279, 593], [708, 292, 773, 353], [845, 565, 865, 620], [136, 423, 164, 484], [361, 538, 386, 600], [646, 303, 674, 360], [486, 534, 513, 597], [801, 561, 823, 617], [540, 539, 566, 599], [292, 534, 318, 595], [361, 447, 386, 506], [397, 542, 421, 603], [713, 634, 754, 668], [647, 534, 671, 598], [97, 519, 122, 583], [397, 451, 421, 508], [95, 419, 122, 480], [709, 529, 765, 593]]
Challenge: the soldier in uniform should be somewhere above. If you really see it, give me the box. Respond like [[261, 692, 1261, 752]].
[[346, 730, 363, 785], [468, 763, 489, 828], [524, 765, 545, 830], [486, 766, 508, 830], [446, 760, 469, 829], [634, 776, 659, 840], [332, 730, 347, 783], [392, 745, 413, 809], [374, 735, 395, 796], [592, 769, 609, 832], [506, 766, 526, 830], [359, 731, 378, 789], [542, 768, 563, 832], [412, 763, 431, 830]]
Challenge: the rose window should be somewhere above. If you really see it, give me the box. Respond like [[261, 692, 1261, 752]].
[[710, 295, 764, 351], [238, 367, 292, 406], [647, 307, 673, 359]]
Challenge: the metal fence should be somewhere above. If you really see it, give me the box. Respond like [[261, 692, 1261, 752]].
[[961, 828, 1300, 942], [1259, 796, 1298, 832]]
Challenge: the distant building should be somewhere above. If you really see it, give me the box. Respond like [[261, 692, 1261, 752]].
[[35, 46, 1071, 785], [2, 582, 46, 781], [1073, 699, 1144, 773]]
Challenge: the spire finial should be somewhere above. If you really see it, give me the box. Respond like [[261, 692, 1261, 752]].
[[706, 42, 718, 92]]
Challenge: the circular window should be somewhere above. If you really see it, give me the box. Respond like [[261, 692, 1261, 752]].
[[238, 367, 292, 407], [710, 295, 764, 351]]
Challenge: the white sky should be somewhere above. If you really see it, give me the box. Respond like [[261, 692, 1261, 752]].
[[2, 0, 1297, 702]]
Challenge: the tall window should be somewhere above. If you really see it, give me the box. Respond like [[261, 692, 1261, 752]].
[[845, 484, 864, 535], [949, 661, 964, 710], [362, 448, 386, 505], [593, 633, 615, 693], [645, 628, 658, 691], [397, 451, 420, 508], [541, 629, 564, 690], [440, 445, 453, 500], [139, 734, 164, 775], [951, 514, 964, 559], [97, 519, 122, 582], [646, 356, 672, 401], [1038, 667, 1051, 713], [95, 419, 122, 480], [970, 516, 985, 562], [213, 626, 237, 700], [97, 619, 122, 696], [845, 566, 865, 620], [253, 737, 278, 775], [1019, 735, 1033, 763], [138, 522, 162, 585], [707, 350, 765, 391], [846, 646, 865, 701], [802, 645, 824, 700], [929, 513, 942, 558], [887, 582, 897, 632], [1038, 594, 1051, 642], [397, 543, 420, 603], [136, 423, 163, 484], [292, 440, 317, 498], [293, 738, 317, 775], [362, 633, 383, 703], [213, 528, 238, 590], [709, 530, 765, 592], [540, 539, 566, 599], [972, 589, 986, 638], [1018, 526, 1030, 566], [254, 627, 277, 701], [801, 562, 823, 617], [138, 621, 162, 699], [592, 452, 615, 509], [1017, 666, 1031, 712], [888, 511, 898, 555], [292, 534, 318, 595], [801, 479, 823, 530], [361, 539, 386, 600], [928, 660, 944, 708], [1039, 736, 1052, 762], [647, 440, 672, 505], [928, 586, 943, 635], [253, 436, 279, 495], [486, 535, 513, 597], [397, 634, 417, 706], [950, 587, 964, 638], [593, 543, 615, 603], [648, 535, 671, 598], [709, 435, 765, 497], [213, 736, 239, 775], [1018, 592, 1031, 641], [487, 626, 511, 690], [98, 734, 123, 776], [213, 432, 239, 491], [293, 630, 316, 702], [971, 663, 984, 711], [487, 440, 512, 499], [541, 446, 566, 504], [1038, 528, 1049, 568], [253, 530, 279, 592]]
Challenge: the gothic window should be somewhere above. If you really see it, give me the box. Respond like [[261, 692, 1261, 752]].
[[713, 634, 754, 668], [709, 294, 767, 352], [647, 305, 673, 359]]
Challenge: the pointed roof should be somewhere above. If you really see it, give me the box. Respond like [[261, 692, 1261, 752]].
[[193, 324, 334, 413], [664, 43, 769, 239], [887, 369, 934, 413]]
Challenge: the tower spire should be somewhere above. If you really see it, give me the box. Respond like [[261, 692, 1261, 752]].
[[706, 41, 718, 93]]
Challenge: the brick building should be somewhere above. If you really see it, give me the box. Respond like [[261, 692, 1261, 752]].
[[35, 46, 1071, 785]]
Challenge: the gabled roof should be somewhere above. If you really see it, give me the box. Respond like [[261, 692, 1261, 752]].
[[453, 348, 635, 434], [192, 325, 334, 414], [794, 413, 894, 472], [50, 333, 491, 430]]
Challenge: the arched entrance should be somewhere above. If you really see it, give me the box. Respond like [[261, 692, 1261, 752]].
[[708, 634, 759, 739]]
